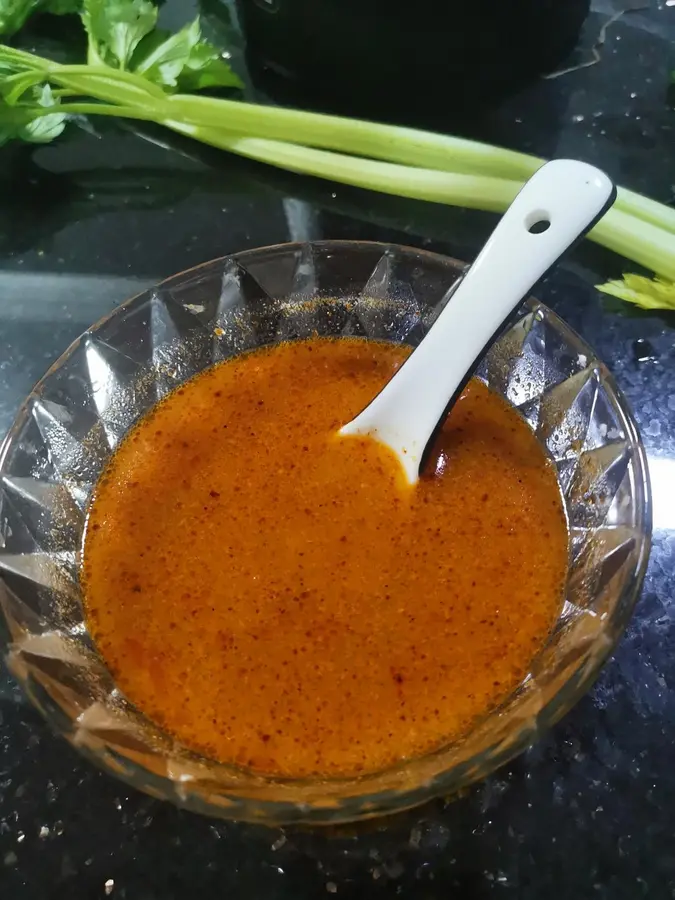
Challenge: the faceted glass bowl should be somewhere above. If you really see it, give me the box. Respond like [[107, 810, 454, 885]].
[[0, 242, 651, 825]]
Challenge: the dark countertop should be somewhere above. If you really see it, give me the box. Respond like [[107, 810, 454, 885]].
[[2, 1, 675, 898]]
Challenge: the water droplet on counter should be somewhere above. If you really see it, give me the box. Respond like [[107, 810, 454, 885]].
[[572, 114, 585, 123], [632, 338, 657, 363], [104, 878, 115, 895], [38, 825, 50, 839]]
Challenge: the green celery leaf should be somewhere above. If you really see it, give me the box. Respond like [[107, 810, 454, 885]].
[[132, 16, 242, 91], [81, 0, 157, 69], [19, 82, 65, 141], [0, 82, 65, 145], [178, 39, 242, 91], [0, 0, 80, 34], [597, 273, 675, 311], [0, 0, 44, 35], [132, 16, 200, 87]]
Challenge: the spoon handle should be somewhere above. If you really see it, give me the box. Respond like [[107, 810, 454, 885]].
[[341, 159, 616, 483]]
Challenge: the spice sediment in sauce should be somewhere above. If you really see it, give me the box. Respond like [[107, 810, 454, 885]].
[[82, 337, 568, 777]]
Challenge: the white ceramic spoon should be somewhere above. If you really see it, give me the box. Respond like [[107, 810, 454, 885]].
[[339, 159, 616, 484]]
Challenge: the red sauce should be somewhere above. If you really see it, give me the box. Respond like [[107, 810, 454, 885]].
[[82, 337, 568, 777]]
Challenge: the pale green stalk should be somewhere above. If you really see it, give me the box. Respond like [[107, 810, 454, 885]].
[[18, 97, 675, 279], [166, 121, 521, 211], [167, 122, 675, 280], [163, 94, 675, 236], [6, 49, 675, 238], [5, 47, 675, 280], [588, 210, 675, 280], [165, 94, 537, 180]]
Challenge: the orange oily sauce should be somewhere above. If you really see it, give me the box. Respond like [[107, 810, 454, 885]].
[[82, 337, 568, 778]]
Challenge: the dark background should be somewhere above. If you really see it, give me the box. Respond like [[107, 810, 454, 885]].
[[1, 0, 675, 897]]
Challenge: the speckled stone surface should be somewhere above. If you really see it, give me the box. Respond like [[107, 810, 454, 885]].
[[1, 1, 675, 897]]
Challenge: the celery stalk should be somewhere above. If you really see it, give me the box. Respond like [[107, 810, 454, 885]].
[[164, 94, 675, 237], [167, 122, 521, 211], [17, 52, 675, 239], [5, 47, 675, 284], [167, 122, 675, 281]]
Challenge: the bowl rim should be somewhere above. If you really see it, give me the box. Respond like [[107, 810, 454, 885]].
[[0, 240, 653, 824]]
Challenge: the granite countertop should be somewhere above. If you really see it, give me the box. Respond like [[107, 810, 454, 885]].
[[1, 1, 675, 898]]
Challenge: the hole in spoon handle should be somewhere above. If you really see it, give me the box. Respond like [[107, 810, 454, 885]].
[[525, 212, 551, 234]]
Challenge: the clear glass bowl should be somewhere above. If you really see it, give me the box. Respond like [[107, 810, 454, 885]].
[[0, 242, 651, 825]]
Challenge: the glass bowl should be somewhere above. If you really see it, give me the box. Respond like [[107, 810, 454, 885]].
[[0, 241, 651, 825]]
